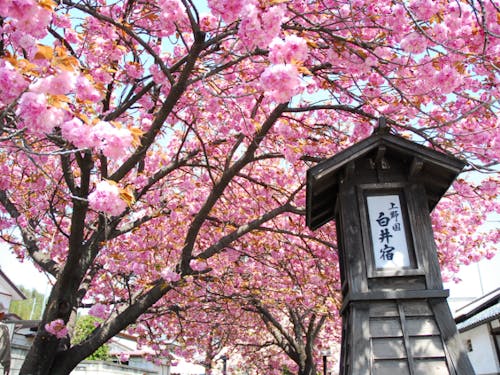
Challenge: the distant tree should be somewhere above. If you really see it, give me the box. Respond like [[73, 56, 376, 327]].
[[9, 287, 45, 320], [72, 315, 109, 361]]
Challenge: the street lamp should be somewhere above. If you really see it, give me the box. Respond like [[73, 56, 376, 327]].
[[220, 355, 227, 375], [321, 350, 330, 375]]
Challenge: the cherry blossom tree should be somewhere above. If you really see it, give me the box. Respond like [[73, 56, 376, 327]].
[[154, 218, 341, 375], [0, 0, 498, 374]]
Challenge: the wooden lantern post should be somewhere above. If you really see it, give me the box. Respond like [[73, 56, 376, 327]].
[[306, 120, 475, 374]]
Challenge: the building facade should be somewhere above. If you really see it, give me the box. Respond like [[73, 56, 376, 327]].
[[455, 288, 500, 375]]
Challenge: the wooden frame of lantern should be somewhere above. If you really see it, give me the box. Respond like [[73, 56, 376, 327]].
[[306, 121, 475, 375]]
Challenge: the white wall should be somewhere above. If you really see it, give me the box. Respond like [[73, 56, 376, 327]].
[[0, 269, 26, 311], [10, 345, 28, 375], [71, 361, 157, 375], [0, 294, 10, 312], [460, 324, 500, 375], [0, 276, 15, 311]]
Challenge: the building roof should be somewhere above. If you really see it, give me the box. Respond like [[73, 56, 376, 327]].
[[306, 125, 465, 230], [454, 287, 500, 332], [456, 303, 500, 332], [0, 268, 26, 302]]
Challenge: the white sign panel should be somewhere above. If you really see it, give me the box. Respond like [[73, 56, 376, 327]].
[[367, 195, 411, 269]]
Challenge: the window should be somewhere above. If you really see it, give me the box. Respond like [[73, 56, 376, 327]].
[[465, 339, 473, 352]]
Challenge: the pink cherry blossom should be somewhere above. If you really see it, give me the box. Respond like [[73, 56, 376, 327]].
[[400, 32, 428, 54], [208, 0, 246, 23], [52, 13, 71, 29], [125, 62, 144, 80], [0, 164, 11, 190], [47, 70, 78, 95], [88, 303, 109, 319], [90, 121, 133, 159], [260, 63, 302, 102], [64, 28, 80, 44], [190, 259, 207, 272], [161, 269, 181, 282], [238, 4, 285, 49], [0, 0, 35, 20], [30, 70, 78, 95], [75, 75, 102, 102], [16, 92, 47, 120], [269, 35, 309, 64], [409, 0, 438, 20], [45, 319, 68, 339], [157, 0, 187, 36], [16, 92, 66, 134], [60, 118, 92, 149], [0, 1, 498, 373], [434, 65, 464, 94], [88, 180, 127, 216], [0, 60, 28, 107]]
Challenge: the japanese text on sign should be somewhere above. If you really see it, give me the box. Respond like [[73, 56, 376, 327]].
[[367, 195, 411, 269]]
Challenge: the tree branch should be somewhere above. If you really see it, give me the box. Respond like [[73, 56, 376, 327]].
[[108, 31, 206, 183], [0, 190, 60, 276], [180, 103, 288, 271]]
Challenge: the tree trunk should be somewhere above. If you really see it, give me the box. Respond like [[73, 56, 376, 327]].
[[19, 285, 75, 375], [298, 370, 317, 375], [298, 357, 317, 375]]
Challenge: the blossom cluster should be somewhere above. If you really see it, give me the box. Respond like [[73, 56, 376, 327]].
[[260, 64, 302, 103], [0, 0, 52, 57], [161, 269, 181, 282], [238, 3, 285, 49], [207, 0, 309, 102], [88, 180, 128, 216], [62, 119, 134, 158], [260, 35, 310, 103], [15, 88, 134, 158], [13, 65, 134, 159], [0, 61, 29, 107], [45, 319, 68, 339], [88, 303, 109, 320], [268, 35, 309, 65]]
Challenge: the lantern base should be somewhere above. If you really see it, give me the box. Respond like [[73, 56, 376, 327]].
[[338, 296, 474, 374]]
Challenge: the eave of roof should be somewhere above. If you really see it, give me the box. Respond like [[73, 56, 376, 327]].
[[306, 132, 465, 230], [0, 268, 26, 301], [455, 287, 500, 321], [308, 132, 465, 181], [457, 303, 500, 332]]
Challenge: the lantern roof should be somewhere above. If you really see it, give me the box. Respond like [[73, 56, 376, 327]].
[[306, 127, 466, 230]]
